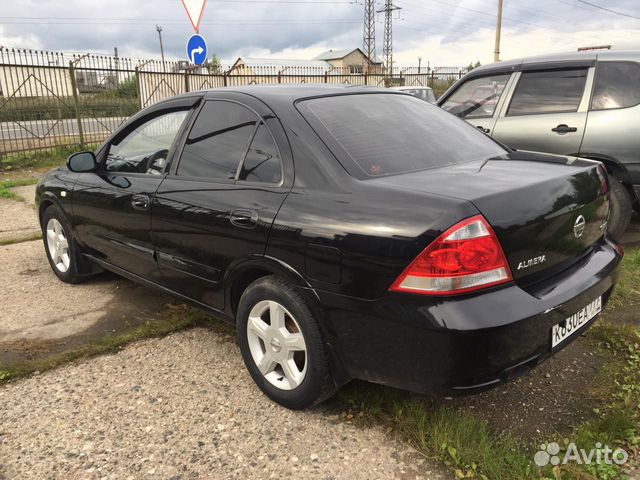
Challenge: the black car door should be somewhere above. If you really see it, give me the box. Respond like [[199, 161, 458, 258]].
[[151, 93, 293, 309], [72, 97, 198, 280]]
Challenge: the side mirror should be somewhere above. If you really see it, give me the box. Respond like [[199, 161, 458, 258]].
[[67, 151, 97, 173]]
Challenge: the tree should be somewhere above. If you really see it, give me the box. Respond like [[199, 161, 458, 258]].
[[466, 61, 482, 72], [208, 54, 222, 74]]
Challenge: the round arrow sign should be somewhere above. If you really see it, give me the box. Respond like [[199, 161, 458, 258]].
[[186, 33, 208, 65]]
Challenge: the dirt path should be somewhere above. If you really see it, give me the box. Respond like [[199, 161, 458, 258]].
[[0, 328, 441, 480]]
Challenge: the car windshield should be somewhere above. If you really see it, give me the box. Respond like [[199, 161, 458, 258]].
[[300, 93, 507, 177]]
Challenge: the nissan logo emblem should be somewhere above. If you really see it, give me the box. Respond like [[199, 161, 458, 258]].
[[574, 215, 586, 238]]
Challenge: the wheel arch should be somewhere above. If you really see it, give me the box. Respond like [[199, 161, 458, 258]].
[[579, 153, 638, 203], [38, 192, 66, 228], [225, 255, 318, 320], [579, 153, 632, 183]]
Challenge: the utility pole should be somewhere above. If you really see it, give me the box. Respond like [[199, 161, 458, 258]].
[[156, 25, 166, 71], [378, 0, 401, 78], [493, 0, 503, 62], [363, 0, 376, 72]]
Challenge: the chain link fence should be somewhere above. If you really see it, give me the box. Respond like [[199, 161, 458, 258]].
[[0, 47, 467, 159]]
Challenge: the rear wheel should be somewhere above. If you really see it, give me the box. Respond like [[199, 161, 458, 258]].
[[607, 174, 632, 240], [237, 276, 335, 409]]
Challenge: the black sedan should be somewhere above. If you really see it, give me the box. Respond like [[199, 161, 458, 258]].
[[37, 86, 622, 409]]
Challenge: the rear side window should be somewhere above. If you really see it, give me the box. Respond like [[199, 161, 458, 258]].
[[591, 61, 640, 110], [300, 94, 506, 177], [238, 123, 282, 183], [507, 68, 587, 116], [178, 101, 258, 179], [441, 74, 510, 119]]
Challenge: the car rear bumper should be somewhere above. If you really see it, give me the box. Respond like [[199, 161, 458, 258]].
[[314, 236, 622, 395]]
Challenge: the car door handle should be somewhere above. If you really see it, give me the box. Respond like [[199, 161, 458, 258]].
[[551, 124, 578, 134], [230, 209, 259, 229], [476, 125, 490, 134], [131, 194, 150, 211]]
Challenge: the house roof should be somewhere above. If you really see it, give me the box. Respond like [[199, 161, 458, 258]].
[[233, 57, 331, 70], [313, 48, 357, 60], [314, 48, 383, 64]]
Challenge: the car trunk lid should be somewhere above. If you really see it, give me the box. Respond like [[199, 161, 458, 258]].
[[372, 151, 609, 283]]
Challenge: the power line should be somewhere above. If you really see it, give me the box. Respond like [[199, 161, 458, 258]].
[[0, 18, 361, 26], [396, 0, 550, 30], [574, 0, 640, 21]]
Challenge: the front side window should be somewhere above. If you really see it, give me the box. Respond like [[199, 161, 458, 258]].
[[178, 101, 258, 179], [591, 61, 640, 110], [105, 110, 188, 174], [441, 74, 510, 119], [301, 93, 507, 177], [507, 68, 588, 116]]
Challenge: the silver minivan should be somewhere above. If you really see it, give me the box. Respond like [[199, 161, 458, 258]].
[[438, 50, 640, 238]]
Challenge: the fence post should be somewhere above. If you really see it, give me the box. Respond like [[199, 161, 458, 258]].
[[135, 67, 143, 109], [68, 61, 85, 149], [185, 72, 190, 93], [364, 73, 368, 86]]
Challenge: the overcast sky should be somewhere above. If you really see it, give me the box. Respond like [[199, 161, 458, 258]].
[[1, 0, 639, 67]]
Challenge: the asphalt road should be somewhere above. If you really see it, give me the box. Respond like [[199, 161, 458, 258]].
[[0, 117, 126, 140]]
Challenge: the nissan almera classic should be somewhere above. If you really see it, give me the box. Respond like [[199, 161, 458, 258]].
[[37, 86, 622, 409]]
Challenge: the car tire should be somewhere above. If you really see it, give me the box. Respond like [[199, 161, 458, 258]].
[[607, 174, 632, 240], [237, 275, 336, 409], [41, 205, 85, 284]]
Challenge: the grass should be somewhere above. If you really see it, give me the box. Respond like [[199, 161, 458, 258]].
[[608, 247, 640, 309], [0, 145, 88, 172], [338, 247, 640, 480], [340, 385, 535, 479], [0, 304, 215, 385], [0, 177, 39, 200], [0, 232, 42, 246]]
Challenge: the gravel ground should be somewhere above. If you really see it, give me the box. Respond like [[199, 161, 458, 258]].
[[0, 192, 39, 243], [0, 328, 443, 480], [0, 239, 171, 363]]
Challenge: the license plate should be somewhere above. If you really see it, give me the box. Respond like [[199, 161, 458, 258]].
[[551, 296, 602, 348]]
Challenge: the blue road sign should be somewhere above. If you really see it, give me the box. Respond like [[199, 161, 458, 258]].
[[186, 33, 207, 65]]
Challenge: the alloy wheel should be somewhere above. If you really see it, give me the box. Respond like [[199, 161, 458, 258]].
[[46, 218, 70, 273], [246, 300, 307, 390]]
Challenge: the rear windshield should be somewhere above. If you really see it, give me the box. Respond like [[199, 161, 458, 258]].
[[300, 93, 506, 177]]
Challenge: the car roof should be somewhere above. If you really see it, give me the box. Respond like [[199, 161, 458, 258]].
[[470, 49, 640, 76], [389, 86, 433, 91], [199, 84, 392, 105]]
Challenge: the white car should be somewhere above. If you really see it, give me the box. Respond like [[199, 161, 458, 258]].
[[389, 86, 436, 103]]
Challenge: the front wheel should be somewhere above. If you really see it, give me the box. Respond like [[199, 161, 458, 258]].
[[607, 174, 633, 240], [237, 276, 336, 409], [42, 205, 84, 283]]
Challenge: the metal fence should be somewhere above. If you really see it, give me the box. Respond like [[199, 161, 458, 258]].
[[0, 47, 467, 158]]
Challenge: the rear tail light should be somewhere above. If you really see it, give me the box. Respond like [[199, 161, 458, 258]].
[[389, 215, 513, 295], [597, 164, 609, 195]]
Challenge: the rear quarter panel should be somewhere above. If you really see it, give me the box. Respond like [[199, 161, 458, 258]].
[[266, 183, 479, 300], [581, 103, 640, 185]]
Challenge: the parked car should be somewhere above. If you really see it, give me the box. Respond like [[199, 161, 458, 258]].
[[37, 86, 622, 409], [389, 85, 436, 103], [438, 50, 640, 239]]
